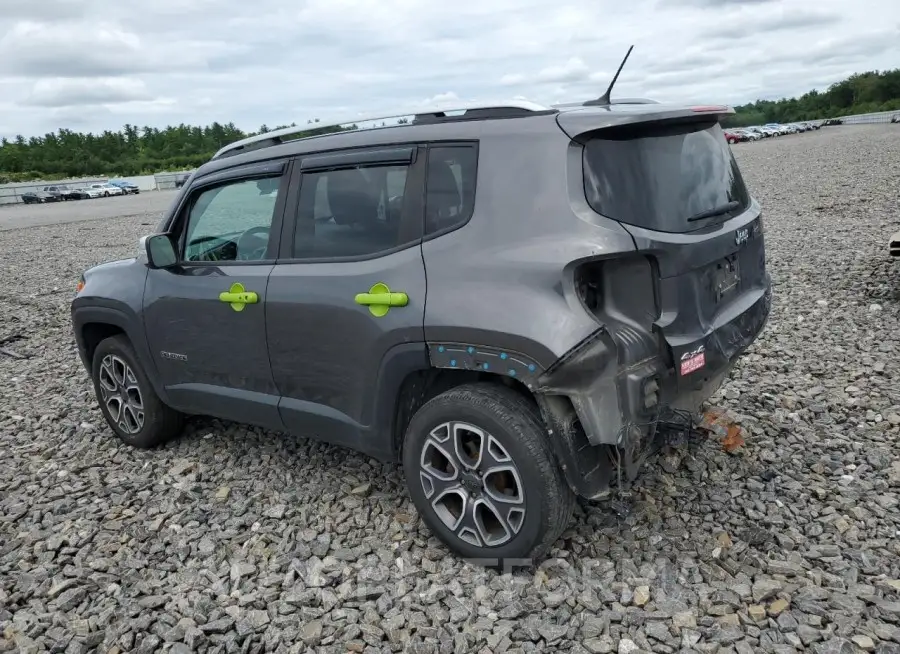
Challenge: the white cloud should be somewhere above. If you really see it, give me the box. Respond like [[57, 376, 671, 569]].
[[422, 92, 462, 106], [536, 57, 591, 84], [23, 78, 153, 108], [0, 0, 897, 138], [500, 74, 527, 86]]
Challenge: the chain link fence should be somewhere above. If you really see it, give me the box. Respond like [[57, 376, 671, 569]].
[[0, 170, 196, 206], [823, 110, 900, 125], [0, 177, 109, 206], [153, 171, 194, 191]]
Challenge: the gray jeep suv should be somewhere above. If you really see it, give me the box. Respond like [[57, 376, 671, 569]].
[[72, 98, 772, 562]]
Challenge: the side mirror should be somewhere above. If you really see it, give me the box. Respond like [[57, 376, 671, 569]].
[[144, 233, 177, 269]]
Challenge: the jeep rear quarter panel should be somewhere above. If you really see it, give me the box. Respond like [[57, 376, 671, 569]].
[[420, 116, 637, 368]]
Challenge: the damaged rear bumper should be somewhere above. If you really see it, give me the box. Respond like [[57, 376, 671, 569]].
[[536, 274, 773, 498], [666, 276, 773, 412]]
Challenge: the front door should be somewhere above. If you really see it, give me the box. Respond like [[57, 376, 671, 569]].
[[143, 160, 291, 430], [266, 145, 427, 456]]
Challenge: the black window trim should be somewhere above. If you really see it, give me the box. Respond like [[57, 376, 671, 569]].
[[299, 146, 415, 172], [161, 158, 293, 267], [276, 143, 428, 264], [421, 140, 480, 243]]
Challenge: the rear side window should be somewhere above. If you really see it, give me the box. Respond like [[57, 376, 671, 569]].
[[583, 120, 750, 233], [424, 145, 477, 236], [293, 163, 412, 259]]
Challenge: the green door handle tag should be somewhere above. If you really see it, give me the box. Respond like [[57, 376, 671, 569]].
[[219, 282, 258, 312], [355, 283, 408, 317]]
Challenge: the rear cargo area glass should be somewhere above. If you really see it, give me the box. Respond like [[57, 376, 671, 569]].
[[582, 119, 750, 233]]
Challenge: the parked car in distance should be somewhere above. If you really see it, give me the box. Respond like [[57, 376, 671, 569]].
[[730, 128, 759, 142], [76, 186, 105, 199], [21, 190, 57, 203], [734, 122, 821, 138], [41, 184, 84, 201], [723, 129, 743, 144], [72, 97, 772, 562], [67, 187, 93, 200], [109, 180, 140, 195], [41, 185, 63, 200], [89, 183, 125, 197]]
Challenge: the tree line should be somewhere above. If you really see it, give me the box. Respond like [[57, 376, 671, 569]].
[[724, 68, 900, 127], [1, 68, 898, 183], [0, 120, 359, 184]]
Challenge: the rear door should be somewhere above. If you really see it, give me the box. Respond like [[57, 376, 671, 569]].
[[266, 145, 428, 457], [142, 159, 291, 429]]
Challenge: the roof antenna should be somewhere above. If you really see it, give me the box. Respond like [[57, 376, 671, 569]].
[[585, 45, 634, 107]]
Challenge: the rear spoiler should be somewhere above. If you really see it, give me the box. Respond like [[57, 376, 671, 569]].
[[555, 104, 735, 142]]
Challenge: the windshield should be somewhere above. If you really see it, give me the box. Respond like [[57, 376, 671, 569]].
[[583, 119, 751, 233]]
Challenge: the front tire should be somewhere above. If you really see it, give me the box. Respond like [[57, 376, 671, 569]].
[[91, 335, 183, 448], [402, 383, 575, 565]]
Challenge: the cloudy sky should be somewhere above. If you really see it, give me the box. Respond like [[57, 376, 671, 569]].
[[0, 0, 898, 138]]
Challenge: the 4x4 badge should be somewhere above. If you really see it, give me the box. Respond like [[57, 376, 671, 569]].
[[735, 227, 750, 246]]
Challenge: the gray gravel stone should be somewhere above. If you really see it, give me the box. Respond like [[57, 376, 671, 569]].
[[583, 636, 615, 654], [752, 579, 783, 603], [2, 126, 900, 654]]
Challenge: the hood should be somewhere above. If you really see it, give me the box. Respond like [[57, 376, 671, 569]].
[[85, 257, 137, 277]]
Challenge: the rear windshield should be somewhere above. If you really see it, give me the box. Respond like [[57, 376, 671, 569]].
[[583, 119, 750, 233]]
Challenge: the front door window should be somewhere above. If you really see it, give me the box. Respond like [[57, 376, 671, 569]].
[[182, 176, 282, 262]]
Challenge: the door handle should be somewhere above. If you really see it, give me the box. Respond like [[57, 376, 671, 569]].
[[219, 282, 258, 312], [355, 283, 408, 317], [355, 292, 408, 307]]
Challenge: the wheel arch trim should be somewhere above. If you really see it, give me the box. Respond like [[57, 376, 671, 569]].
[[71, 305, 169, 403]]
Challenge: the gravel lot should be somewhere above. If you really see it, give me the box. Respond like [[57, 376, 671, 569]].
[[0, 191, 178, 232], [2, 125, 900, 654]]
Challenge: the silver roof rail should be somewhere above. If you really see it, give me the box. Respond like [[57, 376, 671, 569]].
[[212, 100, 555, 160]]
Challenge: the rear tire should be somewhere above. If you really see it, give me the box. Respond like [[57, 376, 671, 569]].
[[91, 335, 183, 448], [402, 382, 575, 565]]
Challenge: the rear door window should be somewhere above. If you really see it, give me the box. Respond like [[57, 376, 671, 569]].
[[583, 120, 750, 233], [292, 161, 413, 259]]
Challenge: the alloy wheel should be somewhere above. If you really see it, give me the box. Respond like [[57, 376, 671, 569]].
[[98, 354, 145, 434], [419, 421, 525, 548]]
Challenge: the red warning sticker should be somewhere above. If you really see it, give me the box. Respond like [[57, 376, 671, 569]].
[[680, 348, 706, 376]]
